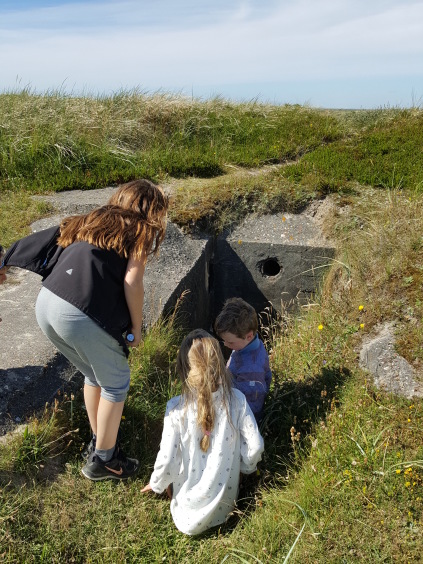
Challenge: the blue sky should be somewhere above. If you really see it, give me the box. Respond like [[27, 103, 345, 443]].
[[1, 0, 423, 108]]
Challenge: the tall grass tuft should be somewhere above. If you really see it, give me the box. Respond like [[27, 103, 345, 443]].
[[0, 90, 342, 195]]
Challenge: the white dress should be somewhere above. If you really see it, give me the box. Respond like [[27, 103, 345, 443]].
[[149, 387, 264, 535]]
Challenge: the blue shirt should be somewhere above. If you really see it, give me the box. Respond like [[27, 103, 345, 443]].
[[227, 335, 272, 416]]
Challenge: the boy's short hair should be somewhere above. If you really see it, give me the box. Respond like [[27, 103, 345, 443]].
[[214, 297, 258, 338]]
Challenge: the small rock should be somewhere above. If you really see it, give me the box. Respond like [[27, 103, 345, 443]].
[[359, 322, 423, 398]]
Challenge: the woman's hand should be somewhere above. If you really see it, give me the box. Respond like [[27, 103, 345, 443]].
[[141, 483, 152, 493], [126, 327, 142, 348]]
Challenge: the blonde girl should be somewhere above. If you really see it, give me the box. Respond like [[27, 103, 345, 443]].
[[141, 329, 264, 535]]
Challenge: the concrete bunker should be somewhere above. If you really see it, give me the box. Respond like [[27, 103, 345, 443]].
[[0, 194, 335, 430], [150, 212, 336, 332]]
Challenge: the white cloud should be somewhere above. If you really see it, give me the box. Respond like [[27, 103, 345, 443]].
[[0, 0, 422, 106]]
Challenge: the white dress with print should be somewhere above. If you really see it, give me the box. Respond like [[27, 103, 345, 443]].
[[149, 387, 264, 535]]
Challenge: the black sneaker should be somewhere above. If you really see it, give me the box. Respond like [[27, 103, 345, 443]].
[[81, 447, 139, 481]]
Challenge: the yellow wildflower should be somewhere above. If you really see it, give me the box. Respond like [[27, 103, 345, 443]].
[[318, 324, 324, 331], [358, 305, 364, 311]]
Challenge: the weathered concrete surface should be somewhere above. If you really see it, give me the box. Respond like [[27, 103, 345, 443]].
[[0, 187, 210, 434], [31, 187, 212, 331], [359, 323, 423, 399], [143, 226, 211, 331], [31, 186, 118, 215], [212, 212, 336, 318]]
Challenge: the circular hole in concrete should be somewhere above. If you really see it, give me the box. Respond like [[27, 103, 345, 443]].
[[258, 258, 281, 277]]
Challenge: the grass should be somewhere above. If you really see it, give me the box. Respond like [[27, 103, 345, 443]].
[[0, 191, 54, 247], [0, 91, 422, 562], [282, 109, 423, 192], [168, 166, 314, 233], [0, 90, 342, 196]]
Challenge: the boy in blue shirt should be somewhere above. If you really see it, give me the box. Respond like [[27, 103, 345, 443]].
[[214, 297, 272, 422]]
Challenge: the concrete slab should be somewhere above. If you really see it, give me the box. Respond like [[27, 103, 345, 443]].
[[0, 267, 80, 427], [30, 186, 212, 330], [359, 323, 423, 398], [212, 212, 336, 318], [31, 187, 118, 215], [28, 217, 212, 331]]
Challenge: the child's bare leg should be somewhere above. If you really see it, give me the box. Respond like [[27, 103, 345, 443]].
[[95, 397, 125, 450], [84, 384, 101, 436]]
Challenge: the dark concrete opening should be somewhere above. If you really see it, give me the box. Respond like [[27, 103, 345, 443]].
[[258, 257, 281, 278], [211, 239, 272, 326]]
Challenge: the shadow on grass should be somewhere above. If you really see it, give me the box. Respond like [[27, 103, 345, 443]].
[[208, 364, 352, 534], [262, 365, 351, 471], [0, 382, 165, 487]]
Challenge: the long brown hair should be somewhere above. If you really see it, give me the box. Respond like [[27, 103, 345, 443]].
[[176, 329, 233, 452], [58, 179, 168, 260]]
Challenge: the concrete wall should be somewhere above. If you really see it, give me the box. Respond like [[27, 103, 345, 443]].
[[143, 224, 212, 331], [211, 213, 336, 320]]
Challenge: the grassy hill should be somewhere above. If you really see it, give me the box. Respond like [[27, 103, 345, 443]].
[[0, 92, 422, 563]]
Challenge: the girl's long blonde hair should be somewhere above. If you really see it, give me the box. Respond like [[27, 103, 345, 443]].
[[176, 329, 233, 452], [58, 179, 168, 260]]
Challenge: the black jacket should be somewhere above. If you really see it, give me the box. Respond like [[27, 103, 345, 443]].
[[4, 228, 131, 355], [3, 226, 62, 280]]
